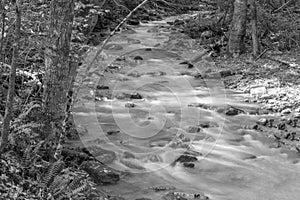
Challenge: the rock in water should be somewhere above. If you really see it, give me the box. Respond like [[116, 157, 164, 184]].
[[225, 107, 240, 116], [281, 108, 292, 115], [175, 155, 197, 163], [134, 55, 143, 60], [183, 162, 195, 168], [81, 161, 120, 185], [163, 191, 209, 200], [257, 118, 268, 126], [130, 92, 143, 99], [128, 19, 140, 25]]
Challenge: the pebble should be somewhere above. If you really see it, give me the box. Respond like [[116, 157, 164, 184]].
[[225, 107, 239, 116], [257, 118, 268, 126], [187, 126, 201, 133], [294, 113, 300, 119], [183, 162, 195, 168], [107, 130, 120, 135], [281, 108, 292, 115], [134, 55, 144, 60], [125, 103, 136, 108], [250, 86, 267, 96]]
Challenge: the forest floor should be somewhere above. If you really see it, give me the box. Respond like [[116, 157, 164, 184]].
[[70, 11, 300, 200]]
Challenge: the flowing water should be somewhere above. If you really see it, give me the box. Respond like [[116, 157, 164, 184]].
[[73, 14, 300, 200]]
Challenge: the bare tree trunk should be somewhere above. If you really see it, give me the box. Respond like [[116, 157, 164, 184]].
[[228, 0, 248, 56], [250, 0, 259, 57], [0, 0, 21, 153], [0, 0, 5, 74], [43, 0, 75, 136]]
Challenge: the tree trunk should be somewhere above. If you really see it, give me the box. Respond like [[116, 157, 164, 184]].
[[0, 0, 5, 74], [228, 0, 248, 56], [0, 0, 21, 153], [250, 0, 259, 57], [43, 0, 75, 136]]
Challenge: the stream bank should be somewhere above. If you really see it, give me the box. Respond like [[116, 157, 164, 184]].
[[70, 12, 300, 200]]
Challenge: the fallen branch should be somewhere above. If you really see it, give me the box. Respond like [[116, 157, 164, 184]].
[[272, 0, 295, 13], [255, 48, 269, 61]]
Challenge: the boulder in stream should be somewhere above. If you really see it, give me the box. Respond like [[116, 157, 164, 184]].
[[175, 155, 197, 163], [81, 161, 120, 185], [163, 191, 209, 200]]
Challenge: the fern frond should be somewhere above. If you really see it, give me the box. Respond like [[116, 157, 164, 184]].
[[69, 179, 89, 196], [48, 175, 71, 195], [41, 160, 65, 189]]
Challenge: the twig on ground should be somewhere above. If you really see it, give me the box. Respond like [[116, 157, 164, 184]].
[[272, 0, 295, 13], [255, 48, 269, 61]]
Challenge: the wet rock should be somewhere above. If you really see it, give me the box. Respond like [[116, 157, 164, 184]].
[[219, 70, 234, 78], [179, 61, 194, 68], [128, 19, 140, 25], [96, 85, 109, 90], [175, 155, 197, 163], [184, 150, 202, 157], [183, 162, 195, 168], [192, 72, 203, 79], [134, 55, 144, 60], [146, 71, 166, 76], [260, 94, 273, 100], [276, 122, 286, 130], [125, 102, 136, 108], [294, 113, 300, 119], [163, 192, 209, 200], [205, 135, 216, 142], [187, 126, 201, 133], [273, 131, 285, 140], [250, 86, 267, 96], [151, 186, 176, 192], [122, 151, 135, 159], [120, 158, 145, 170], [107, 130, 120, 135], [116, 56, 126, 61], [131, 92, 143, 99], [257, 118, 268, 126], [216, 107, 226, 113], [87, 146, 116, 164], [107, 65, 120, 70], [81, 161, 120, 185], [145, 48, 152, 51], [174, 19, 185, 26], [251, 124, 259, 130], [104, 43, 123, 50], [128, 71, 142, 77], [281, 108, 292, 115], [225, 107, 239, 116], [198, 121, 218, 128], [150, 140, 169, 147], [127, 38, 141, 44]]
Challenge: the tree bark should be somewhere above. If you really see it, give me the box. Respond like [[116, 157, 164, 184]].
[[0, 0, 5, 74], [0, 0, 21, 153], [250, 0, 259, 57], [43, 0, 75, 136], [228, 0, 248, 56]]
